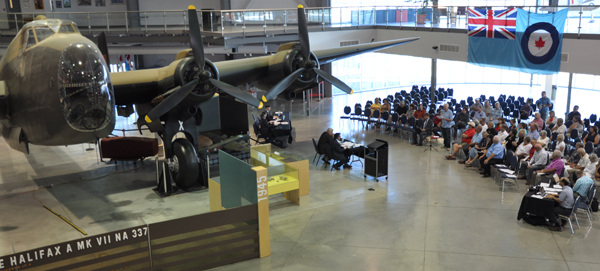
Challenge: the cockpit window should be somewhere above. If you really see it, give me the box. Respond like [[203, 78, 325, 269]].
[[59, 25, 76, 33], [35, 26, 54, 43], [25, 28, 36, 49]]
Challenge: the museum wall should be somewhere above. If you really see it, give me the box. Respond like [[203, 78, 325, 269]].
[[18, 0, 129, 14]]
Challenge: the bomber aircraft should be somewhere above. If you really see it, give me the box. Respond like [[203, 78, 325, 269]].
[[0, 5, 418, 189]]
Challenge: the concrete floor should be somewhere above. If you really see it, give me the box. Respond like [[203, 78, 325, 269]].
[[1, 87, 599, 270]]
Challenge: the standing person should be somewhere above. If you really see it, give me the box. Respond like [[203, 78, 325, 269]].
[[480, 136, 505, 178], [536, 91, 553, 121], [317, 128, 334, 164], [566, 105, 581, 122], [329, 133, 350, 170], [545, 178, 574, 232], [441, 103, 454, 150], [412, 113, 433, 146]]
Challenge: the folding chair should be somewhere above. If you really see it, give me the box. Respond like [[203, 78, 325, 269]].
[[312, 138, 325, 165], [558, 196, 581, 234], [251, 121, 267, 145], [340, 106, 352, 130], [576, 185, 595, 225]]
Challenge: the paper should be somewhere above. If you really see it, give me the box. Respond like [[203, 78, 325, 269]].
[[547, 192, 559, 195], [531, 195, 545, 199], [540, 183, 550, 188]]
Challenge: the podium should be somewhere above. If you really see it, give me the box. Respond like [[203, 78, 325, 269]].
[[364, 139, 389, 181]]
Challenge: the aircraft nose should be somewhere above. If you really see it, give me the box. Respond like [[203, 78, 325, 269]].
[[58, 43, 114, 132]]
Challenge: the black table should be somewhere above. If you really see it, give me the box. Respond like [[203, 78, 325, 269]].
[[517, 191, 556, 221]]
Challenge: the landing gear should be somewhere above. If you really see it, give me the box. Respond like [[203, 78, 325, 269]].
[[171, 138, 199, 188]]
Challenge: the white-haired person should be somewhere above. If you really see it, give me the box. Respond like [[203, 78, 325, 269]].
[[538, 130, 550, 149]]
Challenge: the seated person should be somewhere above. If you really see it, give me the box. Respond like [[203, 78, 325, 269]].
[[479, 136, 504, 177], [546, 111, 558, 127], [496, 118, 506, 131], [490, 102, 503, 124], [486, 121, 498, 139], [556, 134, 566, 154], [482, 100, 493, 119], [504, 129, 519, 153], [395, 101, 408, 117], [545, 178, 574, 232], [534, 150, 565, 185], [445, 122, 477, 160], [432, 109, 442, 134], [465, 131, 489, 167], [567, 142, 585, 165], [473, 107, 486, 122], [527, 123, 540, 140], [583, 126, 600, 147], [531, 113, 544, 131], [454, 107, 470, 136], [537, 130, 550, 149], [584, 154, 598, 179], [317, 128, 334, 164], [411, 113, 433, 146], [514, 136, 532, 160], [508, 119, 517, 131], [329, 133, 351, 170], [551, 118, 567, 135], [520, 100, 533, 120], [517, 144, 548, 185], [470, 98, 483, 111], [259, 111, 277, 142], [567, 115, 584, 135], [567, 148, 590, 183], [413, 104, 426, 119], [263, 104, 274, 121], [497, 124, 509, 142], [517, 122, 528, 136], [566, 105, 581, 122], [572, 169, 594, 200]]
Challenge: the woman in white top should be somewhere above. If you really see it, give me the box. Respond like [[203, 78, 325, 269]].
[[568, 116, 585, 135], [556, 134, 566, 156], [584, 154, 598, 178], [546, 111, 558, 127], [552, 118, 567, 135], [538, 130, 550, 149]]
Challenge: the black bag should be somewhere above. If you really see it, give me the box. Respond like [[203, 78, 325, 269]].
[[523, 214, 546, 226], [592, 197, 598, 212]]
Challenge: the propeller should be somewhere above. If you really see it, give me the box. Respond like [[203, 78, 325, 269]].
[[262, 4, 353, 102], [145, 5, 263, 124]]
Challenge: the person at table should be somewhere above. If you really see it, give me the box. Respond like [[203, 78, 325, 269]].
[[446, 122, 477, 160], [260, 111, 277, 142], [556, 134, 566, 155], [584, 154, 598, 179], [519, 144, 548, 185], [479, 136, 504, 178], [546, 111, 558, 128], [414, 104, 426, 120], [263, 104, 274, 121], [504, 129, 519, 153], [329, 133, 351, 170], [566, 105, 581, 122], [527, 123, 540, 140], [537, 130, 550, 149], [515, 136, 532, 160], [412, 112, 433, 146], [472, 107, 486, 122], [489, 102, 503, 124], [551, 118, 567, 135], [567, 148, 590, 183], [583, 126, 600, 147], [531, 113, 544, 130], [520, 99, 533, 121], [573, 169, 594, 200], [567, 115, 584, 135], [534, 150, 565, 185], [545, 178, 574, 232], [317, 128, 334, 164], [464, 130, 488, 167], [440, 103, 454, 150], [536, 91, 553, 121]]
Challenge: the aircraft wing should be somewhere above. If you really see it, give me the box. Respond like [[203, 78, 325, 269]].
[[313, 37, 420, 65], [111, 69, 163, 106]]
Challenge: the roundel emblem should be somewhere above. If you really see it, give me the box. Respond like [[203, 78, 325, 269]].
[[520, 22, 560, 65]]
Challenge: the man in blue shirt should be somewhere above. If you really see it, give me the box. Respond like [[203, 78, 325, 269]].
[[572, 170, 594, 199], [545, 178, 574, 231], [536, 91, 553, 121], [527, 123, 540, 140], [473, 107, 486, 121], [479, 136, 504, 177], [440, 104, 454, 149]]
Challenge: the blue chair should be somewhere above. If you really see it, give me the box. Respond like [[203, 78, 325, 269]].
[[585, 141, 593, 154], [590, 114, 597, 124], [576, 185, 595, 225]]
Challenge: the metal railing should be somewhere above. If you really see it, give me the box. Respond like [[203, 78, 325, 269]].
[[0, 5, 597, 37]]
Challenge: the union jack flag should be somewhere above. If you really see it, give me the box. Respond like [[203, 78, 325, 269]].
[[468, 8, 517, 40]]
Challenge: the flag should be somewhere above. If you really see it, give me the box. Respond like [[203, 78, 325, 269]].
[[467, 8, 568, 74]]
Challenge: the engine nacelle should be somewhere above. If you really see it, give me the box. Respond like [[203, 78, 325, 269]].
[[262, 46, 320, 94]]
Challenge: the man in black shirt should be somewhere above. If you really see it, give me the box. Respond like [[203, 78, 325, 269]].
[[566, 105, 581, 122], [317, 128, 334, 164], [329, 133, 351, 170], [263, 104, 273, 121]]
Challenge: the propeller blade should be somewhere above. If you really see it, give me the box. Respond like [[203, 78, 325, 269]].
[[145, 80, 198, 123], [313, 68, 353, 95], [263, 68, 305, 102], [188, 6, 205, 69], [209, 79, 263, 109], [297, 5, 310, 60], [98, 32, 110, 66]]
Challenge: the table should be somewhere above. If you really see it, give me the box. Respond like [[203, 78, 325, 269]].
[[270, 112, 293, 143], [517, 182, 562, 221], [341, 140, 365, 166]]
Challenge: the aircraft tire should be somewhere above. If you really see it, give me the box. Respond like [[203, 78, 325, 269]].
[[172, 138, 199, 189]]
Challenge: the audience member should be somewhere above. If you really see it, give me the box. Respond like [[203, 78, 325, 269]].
[[490, 102, 503, 124], [505, 129, 519, 153], [459, 126, 483, 164], [534, 150, 565, 184], [329, 133, 351, 170], [515, 136, 533, 160], [584, 154, 598, 179], [545, 178, 574, 232], [406, 104, 416, 119], [535, 91, 553, 121], [497, 125, 509, 142], [552, 118, 567, 135], [572, 169, 593, 200], [583, 126, 599, 146], [527, 123, 540, 140], [412, 113, 433, 146], [446, 122, 476, 160], [414, 104, 426, 119], [546, 111, 558, 127], [471, 98, 483, 111], [520, 144, 548, 185], [531, 113, 544, 130], [381, 98, 391, 113], [556, 134, 566, 154], [509, 119, 517, 131], [566, 105, 581, 122], [567, 148, 590, 183], [568, 115, 584, 135], [486, 121, 498, 140], [396, 101, 408, 116], [473, 107, 486, 121], [538, 130, 550, 149], [567, 142, 585, 165], [518, 122, 528, 136], [520, 99, 533, 120], [464, 130, 489, 166], [432, 109, 442, 134], [317, 128, 334, 164], [482, 100, 493, 120], [441, 104, 454, 149], [479, 136, 504, 177], [496, 118, 506, 131], [455, 107, 469, 133]]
